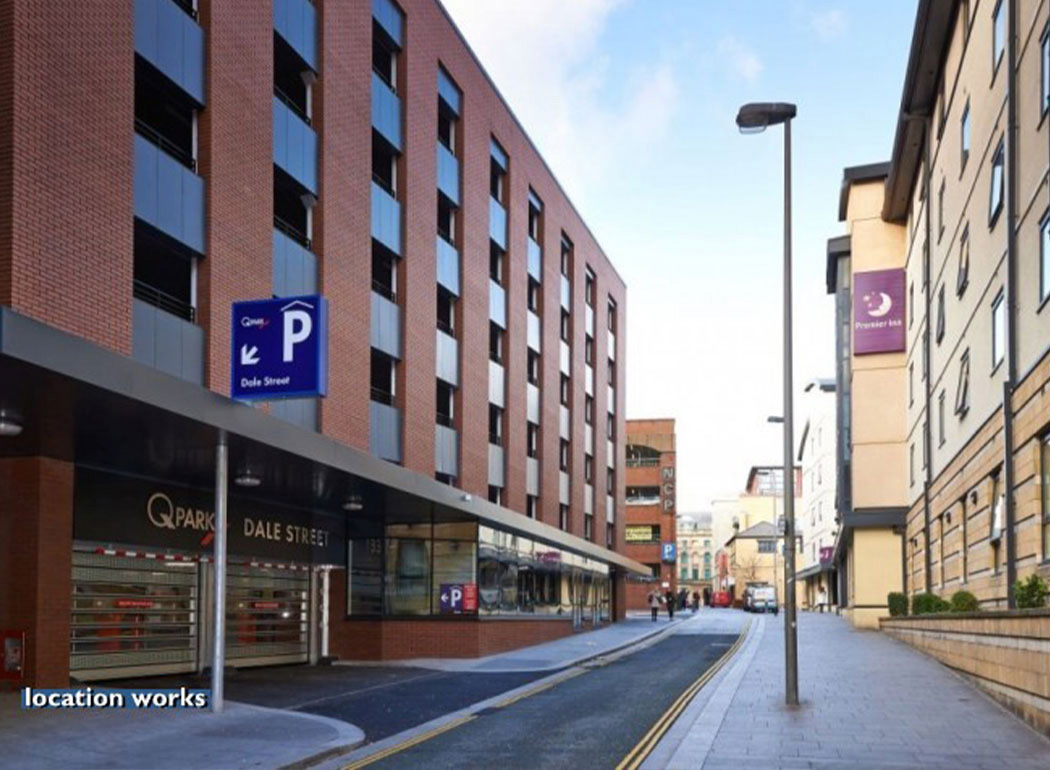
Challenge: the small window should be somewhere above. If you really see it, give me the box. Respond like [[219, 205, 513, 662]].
[[757, 539, 776, 554], [607, 299, 617, 332], [936, 284, 945, 344], [585, 336, 594, 365], [990, 472, 1004, 543], [526, 495, 537, 519], [372, 247, 397, 302], [527, 279, 541, 313], [962, 0, 971, 42], [957, 225, 970, 296], [909, 443, 915, 486], [488, 485, 504, 505], [560, 374, 570, 406], [528, 193, 542, 241], [1042, 26, 1050, 115], [490, 243, 504, 284], [489, 323, 503, 364], [937, 178, 946, 241], [992, 292, 1006, 369], [585, 455, 594, 483], [606, 468, 615, 495], [559, 504, 569, 531], [560, 310, 570, 342], [992, 0, 1005, 75], [527, 349, 540, 385], [584, 513, 593, 541], [1041, 435, 1050, 560], [606, 412, 615, 439], [960, 100, 971, 170], [527, 423, 539, 458], [437, 287, 455, 336], [560, 439, 570, 471], [989, 137, 1004, 225], [938, 391, 946, 446], [1041, 212, 1050, 303], [937, 74, 946, 136], [560, 236, 573, 277], [370, 349, 396, 404], [955, 349, 971, 416], [585, 395, 594, 424], [436, 380, 454, 427], [585, 269, 596, 306], [488, 404, 503, 445], [909, 283, 915, 328], [909, 362, 915, 406]]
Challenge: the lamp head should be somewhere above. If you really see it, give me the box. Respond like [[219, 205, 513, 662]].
[[736, 102, 797, 133]]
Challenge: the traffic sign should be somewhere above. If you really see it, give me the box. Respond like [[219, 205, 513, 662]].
[[439, 583, 478, 614], [231, 295, 328, 400], [661, 542, 677, 563]]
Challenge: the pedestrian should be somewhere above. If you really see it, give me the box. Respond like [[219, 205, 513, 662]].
[[649, 589, 660, 622], [664, 588, 675, 620], [692, 590, 700, 612]]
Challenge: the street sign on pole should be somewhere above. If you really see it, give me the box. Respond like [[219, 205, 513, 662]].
[[231, 295, 328, 400]]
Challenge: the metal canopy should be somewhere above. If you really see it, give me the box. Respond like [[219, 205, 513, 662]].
[[0, 308, 648, 575]]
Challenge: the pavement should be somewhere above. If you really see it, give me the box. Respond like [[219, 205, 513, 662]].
[[645, 611, 1050, 770], [0, 692, 363, 770]]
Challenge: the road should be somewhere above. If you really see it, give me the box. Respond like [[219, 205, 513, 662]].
[[349, 629, 740, 770]]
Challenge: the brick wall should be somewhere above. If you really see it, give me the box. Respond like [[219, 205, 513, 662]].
[[881, 611, 1050, 736], [2, 0, 133, 354], [0, 457, 73, 688]]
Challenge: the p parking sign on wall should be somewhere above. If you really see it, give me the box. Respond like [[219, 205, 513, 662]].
[[231, 295, 328, 400]]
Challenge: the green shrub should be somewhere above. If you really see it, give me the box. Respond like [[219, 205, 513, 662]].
[[949, 591, 979, 613], [888, 592, 908, 616], [1014, 575, 1049, 609], [911, 592, 951, 615]]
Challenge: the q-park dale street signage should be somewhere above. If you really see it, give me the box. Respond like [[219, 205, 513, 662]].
[[231, 295, 328, 400]]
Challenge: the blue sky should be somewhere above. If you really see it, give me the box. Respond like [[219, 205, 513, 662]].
[[442, 0, 918, 509]]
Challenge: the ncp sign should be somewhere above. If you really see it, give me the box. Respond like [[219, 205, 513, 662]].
[[231, 295, 328, 400]]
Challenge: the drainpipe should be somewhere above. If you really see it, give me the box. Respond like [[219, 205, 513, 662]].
[[1003, 0, 1019, 607], [922, 114, 933, 595]]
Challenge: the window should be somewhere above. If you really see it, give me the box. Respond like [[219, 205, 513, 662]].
[[490, 243, 504, 284], [585, 336, 594, 365], [527, 349, 540, 385], [992, 292, 1005, 369], [559, 504, 569, 531], [959, 101, 971, 173], [585, 456, 594, 484], [559, 439, 570, 471], [957, 225, 970, 296], [489, 404, 503, 445], [606, 469, 615, 495], [937, 74, 946, 136], [625, 486, 659, 504], [960, 495, 969, 580], [437, 196, 456, 244], [488, 485, 503, 505], [489, 323, 504, 363], [909, 283, 914, 328], [1043, 26, 1050, 116], [370, 349, 396, 404], [560, 374, 570, 406], [560, 310, 570, 342], [561, 236, 572, 276], [372, 134, 398, 196], [526, 495, 537, 519], [584, 514, 593, 541], [585, 269, 596, 307], [490, 144, 507, 204], [528, 193, 542, 241], [437, 288, 455, 336], [606, 413, 615, 440], [1041, 435, 1050, 560], [585, 395, 594, 424], [526, 423, 539, 458], [989, 138, 1004, 225], [1041, 212, 1050, 304], [990, 472, 1004, 574], [436, 380, 454, 427], [527, 279, 540, 313], [938, 391, 946, 446], [372, 21, 398, 89], [936, 284, 945, 344], [757, 539, 776, 554], [992, 0, 1005, 76], [922, 421, 928, 469], [909, 363, 914, 406], [962, 0, 971, 42], [607, 299, 617, 333], [955, 349, 971, 416], [372, 247, 397, 301], [938, 178, 945, 241], [910, 443, 915, 486], [606, 524, 615, 549]]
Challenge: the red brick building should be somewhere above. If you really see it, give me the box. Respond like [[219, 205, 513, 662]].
[[0, 0, 644, 687], [622, 419, 677, 610]]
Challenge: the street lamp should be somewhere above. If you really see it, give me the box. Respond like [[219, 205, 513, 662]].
[[737, 101, 799, 708]]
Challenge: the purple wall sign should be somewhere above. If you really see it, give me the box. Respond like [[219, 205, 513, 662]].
[[854, 269, 906, 354]]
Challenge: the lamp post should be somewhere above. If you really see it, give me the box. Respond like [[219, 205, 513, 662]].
[[738, 102, 799, 707]]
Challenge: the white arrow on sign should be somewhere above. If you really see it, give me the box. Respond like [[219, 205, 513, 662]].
[[240, 344, 260, 366]]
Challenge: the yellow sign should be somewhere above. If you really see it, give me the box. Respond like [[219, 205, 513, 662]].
[[626, 525, 656, 543]]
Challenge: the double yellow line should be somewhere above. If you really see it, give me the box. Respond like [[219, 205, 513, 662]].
[[615, 622, 750, 770]]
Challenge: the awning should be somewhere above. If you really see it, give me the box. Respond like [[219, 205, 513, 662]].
[[796, 562, 836, 581], [0, 308, 649, 576]]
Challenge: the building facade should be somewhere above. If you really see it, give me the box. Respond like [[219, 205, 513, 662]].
[[725, 521, 803, 608], [623, 419, 676, 609], [0, 0, 643, 687], [676, 512, 714, 599], [796, 379, 839, 610], [831, 0, 1050, 622]]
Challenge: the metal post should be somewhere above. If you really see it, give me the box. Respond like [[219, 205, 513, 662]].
[[211, 432, 228, 713], [782, 118, 799, 707]]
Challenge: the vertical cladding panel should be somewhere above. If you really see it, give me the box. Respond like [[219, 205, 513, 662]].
[[8, 0, 133, 354], [315, 0, 372, 453], [196, 0, 272, 396]]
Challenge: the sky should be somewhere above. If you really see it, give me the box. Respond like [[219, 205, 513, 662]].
[[441, 0, 918, 511]]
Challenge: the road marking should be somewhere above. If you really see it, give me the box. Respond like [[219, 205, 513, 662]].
[[340, 714, 477, 770], [615, 623, 750, 770]]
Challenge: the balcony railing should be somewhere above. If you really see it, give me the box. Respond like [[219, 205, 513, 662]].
[[274, 215, 310, 250], [274, 85, 311, 126], [371, 279, 396, 303], [135, 119, 195, 171], [133, 280, 195, 322]]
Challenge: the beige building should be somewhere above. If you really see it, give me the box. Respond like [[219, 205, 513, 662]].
[[796, 379, 839, 610], [725, 521, 803, 608], [676, 513, 714, 597]]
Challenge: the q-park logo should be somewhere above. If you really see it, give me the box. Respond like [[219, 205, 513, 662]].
[[241, 316, 270, 329], [861, 291, 893, 319]]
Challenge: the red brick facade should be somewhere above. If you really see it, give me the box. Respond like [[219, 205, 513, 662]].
[[0, 0, 630, 680]]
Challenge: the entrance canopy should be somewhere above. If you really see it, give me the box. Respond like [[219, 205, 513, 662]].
[[0, 308, 648, 575]]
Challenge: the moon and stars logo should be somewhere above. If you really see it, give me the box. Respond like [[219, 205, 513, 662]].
[[861, 292, 893, 318]]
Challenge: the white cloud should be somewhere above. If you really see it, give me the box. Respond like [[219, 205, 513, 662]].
[[810, 8, 847, 41], [440, 0, 678, 206], [716, 36, 763, 83]]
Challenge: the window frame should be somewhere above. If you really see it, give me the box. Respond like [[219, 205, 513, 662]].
[[1041, 434, 1050, 561], [960, 99, 971, 170], [989, 137, 1005, 226], [991, 291, 1006, 371], [1041, 210, 1050, 306], [957, 224, 970, 296], [992, 0, 1005, 78], [936, 283, 946, 344], [955, 349, 971, 417]]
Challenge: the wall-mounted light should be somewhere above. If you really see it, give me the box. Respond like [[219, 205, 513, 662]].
[[234, 470, 261, 488], [969, 490, 979, 505], [342, 494, 363, 512], [461, 493, 472, 502], [0, 409, 23, 438], [945, 511, 952, 524]]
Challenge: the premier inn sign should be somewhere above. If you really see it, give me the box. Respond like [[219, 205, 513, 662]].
[[74, 467, 346, 565]]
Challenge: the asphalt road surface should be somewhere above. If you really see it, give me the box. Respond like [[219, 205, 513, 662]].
[[361, 632, 739, 770]]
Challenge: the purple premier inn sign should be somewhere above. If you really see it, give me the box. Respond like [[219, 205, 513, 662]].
[[854, 269, 906, 354]]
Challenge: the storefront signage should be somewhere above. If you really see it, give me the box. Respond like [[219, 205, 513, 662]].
[[625, 525, 658, 543], [661, 542, 677, 563], [439, 583, 478, 614], [231, 295, 329, 400], [74, 467, 346, 565], [854, 269, 905, 354]]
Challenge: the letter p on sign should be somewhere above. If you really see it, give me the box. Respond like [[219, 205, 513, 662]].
[[283, 309, 312, 362]]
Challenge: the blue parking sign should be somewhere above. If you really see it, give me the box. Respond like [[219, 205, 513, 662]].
[[231, 295, 328, 400], [661, 542, 677, 563]]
